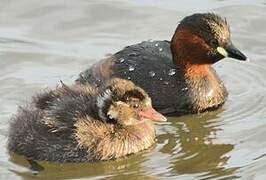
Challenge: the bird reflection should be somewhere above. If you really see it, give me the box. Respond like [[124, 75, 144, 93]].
[[9, 151, 156, 179], [9, 109, 236, 179], [157, 109, 237, 178]]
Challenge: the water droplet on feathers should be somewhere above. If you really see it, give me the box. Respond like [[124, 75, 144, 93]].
[[168, 69, 176, 76], [149, 71, 156, 77], [128, 66, 135, 71]]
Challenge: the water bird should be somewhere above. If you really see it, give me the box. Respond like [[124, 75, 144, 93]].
[[8, 78, 166, 162], [76, 13, 247, 115]]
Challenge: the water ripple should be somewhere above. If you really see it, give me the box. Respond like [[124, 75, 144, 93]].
[[217, 61, 266, 122]]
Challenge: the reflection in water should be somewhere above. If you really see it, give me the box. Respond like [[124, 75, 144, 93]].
[[157, 110, 236, 179], [9, 110, 236, 179], [9, 148, 156, 179], [1, 0, 266, 179]]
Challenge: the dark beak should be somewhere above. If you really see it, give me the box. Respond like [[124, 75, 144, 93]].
[[225, 42, 247, 61], [138, 107, 167, 122]]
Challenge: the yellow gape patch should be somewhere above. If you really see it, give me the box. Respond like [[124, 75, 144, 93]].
[[217, 47, 228, 57]]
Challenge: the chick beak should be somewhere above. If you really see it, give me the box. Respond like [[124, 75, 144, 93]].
[[138, 107, 167, 122], [217, 42, 247, 61]]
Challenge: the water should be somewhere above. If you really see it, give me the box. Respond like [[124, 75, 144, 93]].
[[149, 71, 156, 77], [1, 0, 266, 179], [128, 65, 135, 72], [118, 58, 125, 63], [168, 69, 176, 76]]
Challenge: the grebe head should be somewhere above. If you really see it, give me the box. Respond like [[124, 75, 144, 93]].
[[171, 13, 246, 66], [96, 78, 167, 125]]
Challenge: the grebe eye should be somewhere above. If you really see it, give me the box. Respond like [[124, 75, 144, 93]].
[[133, 104, 139, 108], [210, 39, 217, 47]]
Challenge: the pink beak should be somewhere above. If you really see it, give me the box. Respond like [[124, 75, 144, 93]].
[[138, 107, 167, 122]]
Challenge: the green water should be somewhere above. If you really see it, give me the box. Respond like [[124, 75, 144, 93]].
[[1, 0, 266, 179]]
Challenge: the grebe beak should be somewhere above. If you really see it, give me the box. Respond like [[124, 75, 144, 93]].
[[217, 42, 247, 61], [138, 107, 167, 122]]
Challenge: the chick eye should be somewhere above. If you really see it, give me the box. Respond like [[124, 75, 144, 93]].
[[210, 39, 217, 47], [132, 104, 139, 108]]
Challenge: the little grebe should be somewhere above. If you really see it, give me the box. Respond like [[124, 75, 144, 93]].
[[8, 79, 166, 162], [76, 13, 247, 115]]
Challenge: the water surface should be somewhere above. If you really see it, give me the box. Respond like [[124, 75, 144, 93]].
[[1, 0, 266, 179]]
